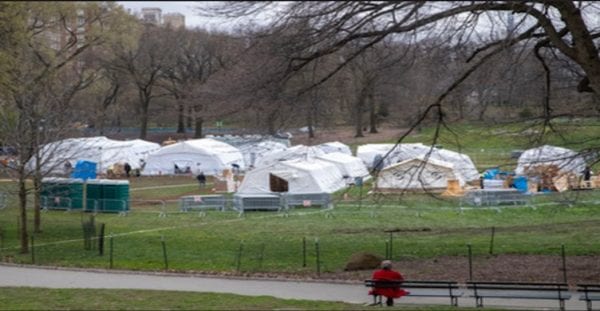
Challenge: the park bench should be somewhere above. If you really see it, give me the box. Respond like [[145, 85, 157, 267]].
[[466, 281, 571, 311], [365, 280, 463, 306], [578, 284, 600, 311]]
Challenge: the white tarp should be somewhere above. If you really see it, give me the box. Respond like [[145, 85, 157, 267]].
[[516, 145, 586, 176], [33, 136, 160, 174], [143, 138, 244, 176], [254, 145, 325, 168], [376, 157, 464, 190], [237, 140, 288, 168], [317, 152, 371, 182], [357, 143, 479, 181], [317, 141, 352, 155], [237, 158, 347, 194]]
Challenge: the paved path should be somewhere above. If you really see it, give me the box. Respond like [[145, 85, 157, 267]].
[[0, 264, 589, 310]]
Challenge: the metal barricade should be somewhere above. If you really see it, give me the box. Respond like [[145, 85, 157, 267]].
[[83, 199, 128, 215], [41, 196, 73, 211], [462, 189, 529, 207], [179, 195, 226, 212], [233, 194, 282, 212], [283, 193, 332, 209]]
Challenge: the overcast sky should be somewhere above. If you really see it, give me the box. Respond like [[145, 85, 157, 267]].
[[117, 1, 241, 31]]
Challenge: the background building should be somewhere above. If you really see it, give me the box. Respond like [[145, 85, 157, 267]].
[[163, 13, 185, 29], [141, 7, 162, 25]]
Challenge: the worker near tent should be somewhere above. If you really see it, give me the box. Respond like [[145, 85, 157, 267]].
[[196, 171, 206, 188], [369, 260, 409, 306], [124, 162, 132, 178]]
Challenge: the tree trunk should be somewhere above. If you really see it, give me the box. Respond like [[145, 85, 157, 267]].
[[18, 176, 28, 254], [33, 160, 42, 233], [354, 88, 366, 138], [368, 91, 378, 134], [139, 91, 150, 140], [187, 106, 193, 129], [266, 111, 278, 135], [176, 98, 185, 133], [194, 117, 203, 138]]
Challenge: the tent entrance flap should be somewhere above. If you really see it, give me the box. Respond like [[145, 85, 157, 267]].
[[269, 173, 289, 192]]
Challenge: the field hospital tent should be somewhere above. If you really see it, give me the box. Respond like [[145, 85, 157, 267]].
[[237, 140, 288, 168], [516, 145, 586, 176], [254, 145, 325, 168], [32, 137, 160, 174], [357, 143, 479, 182], [317, 152, 371, 182], [237, 158, 347, 194], [143, 138, 244, 176], [317, 141, 352, 155], [376, 157, 464, 191]]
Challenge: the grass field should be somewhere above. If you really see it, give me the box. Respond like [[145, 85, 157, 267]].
[[1, 176, 600, 277], [1, 287, 439, 310]]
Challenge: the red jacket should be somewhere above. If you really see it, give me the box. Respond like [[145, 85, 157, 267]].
[[370, 269, 409, 298]]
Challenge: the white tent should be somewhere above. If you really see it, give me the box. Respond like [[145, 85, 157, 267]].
[[516, 145, 586, 176], [356, 144, 395, 169], [317, 152, 371, 182], [254, 145, 325, 168], [376, 157, 464, 191], [143, 138, 244, 176], [33, 136, 160, 174], [357, 143, 479, 182], [237, 158, 347, 194], [237, 140, 288, 168], [317, 141, 352, 155]]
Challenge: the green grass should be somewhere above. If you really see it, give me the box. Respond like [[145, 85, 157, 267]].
[[0, 287, 489, 310], [1, 187, 600, 274], [0, 287, 369, 310]]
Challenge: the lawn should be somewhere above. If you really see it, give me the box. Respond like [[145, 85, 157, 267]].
[[1, 287, 454, 310], [1, 180, 600, 276]]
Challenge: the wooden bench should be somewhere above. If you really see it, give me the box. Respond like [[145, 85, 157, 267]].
[[578, 284, 600, 311], [466, 281, 571, 310], [365, 280, 463, 306]]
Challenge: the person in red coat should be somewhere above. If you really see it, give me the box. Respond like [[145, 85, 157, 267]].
[[370, 260, 409, 306]]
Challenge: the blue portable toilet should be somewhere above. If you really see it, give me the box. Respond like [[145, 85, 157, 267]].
[[71, 160, 97, 180]]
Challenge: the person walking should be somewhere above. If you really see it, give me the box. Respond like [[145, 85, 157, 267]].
[[196, 171, 206, 189]]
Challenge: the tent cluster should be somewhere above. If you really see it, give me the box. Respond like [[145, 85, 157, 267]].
[[36, 135, 591, 196]]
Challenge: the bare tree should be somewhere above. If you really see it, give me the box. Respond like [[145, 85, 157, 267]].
[[0, 2, 135, 252], [112, 24, 174, 140]]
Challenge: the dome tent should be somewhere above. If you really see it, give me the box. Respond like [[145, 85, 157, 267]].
[[516, 145, 586, 176], [237, 158, 347, 194], [143, 138, 244, 176], [317, 141, 352, 155], [236, 140, 288, 168], [357, 143, 479, 182], [317, 152, 371, 182], [254, 145, 325, 168], [376, 157, 464, 191]]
